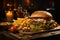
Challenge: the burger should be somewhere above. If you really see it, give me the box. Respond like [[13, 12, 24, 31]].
[[30, 10, 53, 20], [30, 10, 59, 30]]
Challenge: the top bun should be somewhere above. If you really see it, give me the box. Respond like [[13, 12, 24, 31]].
[[31, 11, 53, 19]]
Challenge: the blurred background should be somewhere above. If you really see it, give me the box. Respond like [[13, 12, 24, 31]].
[[0, 0, 58, 24]]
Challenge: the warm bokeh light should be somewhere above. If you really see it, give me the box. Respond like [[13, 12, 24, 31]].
[[7, 3, 10, 6], [7, 3, 12, 7], [24, 0, 30, 6], [6, 11, 13, 19]]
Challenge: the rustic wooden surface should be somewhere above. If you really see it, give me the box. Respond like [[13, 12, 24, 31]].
[[1, 28, 60, 40]]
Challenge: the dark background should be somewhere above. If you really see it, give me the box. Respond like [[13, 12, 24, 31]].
[[55, 0, 60, 24], [0, 0, 60, 24]]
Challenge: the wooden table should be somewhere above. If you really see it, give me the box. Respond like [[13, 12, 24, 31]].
[[1, 28, 60, 40]]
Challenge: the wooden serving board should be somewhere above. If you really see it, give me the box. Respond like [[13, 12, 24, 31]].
[[0, 22, 12, 26], [2, 27, 60, 40], [19, 26, 60, 35]]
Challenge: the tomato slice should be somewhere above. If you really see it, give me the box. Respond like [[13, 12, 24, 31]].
[[10, 26, 17, 32]]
